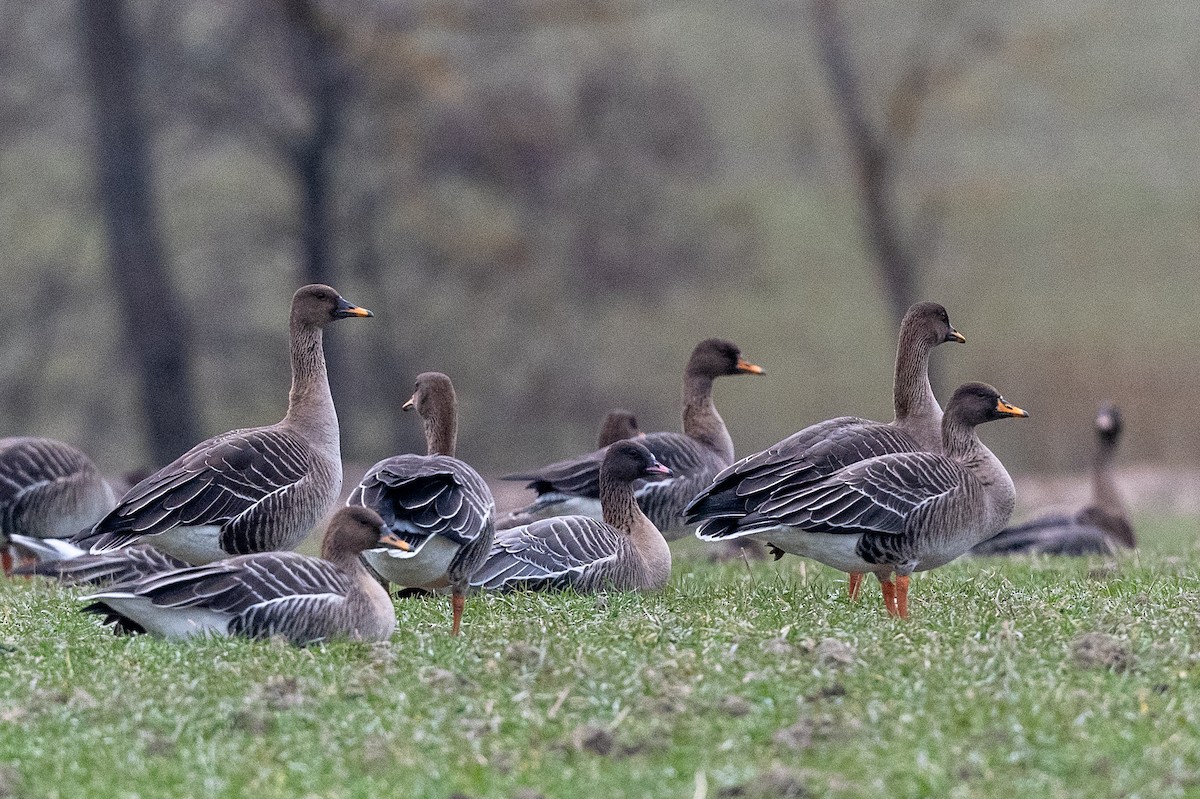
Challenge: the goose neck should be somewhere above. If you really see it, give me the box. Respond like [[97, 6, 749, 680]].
[[682, 373, 734, 460], [283, 320, 339, 453]]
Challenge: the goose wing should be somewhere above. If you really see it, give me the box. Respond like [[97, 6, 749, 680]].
[[73, 427, 315, 554], [16, 544, 187, 586], [688, 418, 921, 538], [0, 438, 97, 533], [740, 451, 967, 536], [502, 431, 701, 499], [470, 516, 622, 591], [349, 454, 494, 549]]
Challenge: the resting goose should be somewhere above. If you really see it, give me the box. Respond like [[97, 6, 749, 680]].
[[596, 410, 643, 448], [82, 506, 408, 644], [348, 372, 494, 636], [472, 441, 673, 593], [697, 383, 1027, 617], [498, 338, 764, 539], [0, 437, 116, 574], [70, 285, 371, 564], [686, 302, 964, 597], [971, 402, 1134, 556]]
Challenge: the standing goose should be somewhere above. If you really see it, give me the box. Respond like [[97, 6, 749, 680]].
[[70, 284, 372, 563], [348, 372, 494, 636], [472, 441, 673, 593], [0, 437, 116, 574], [971, 402, 1134, 556], [698, 383, 1027, 617], [81, 506, 409, 645], [596, 410, 643, 448], [497, 338, 764, 538], [686, 302, 963, 597]]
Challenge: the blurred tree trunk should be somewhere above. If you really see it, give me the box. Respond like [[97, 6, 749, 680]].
[[277, 0, 353, 412], [812, 0, 919, 325], [279, 0, 346, 289], [78, 0, 199, 465]]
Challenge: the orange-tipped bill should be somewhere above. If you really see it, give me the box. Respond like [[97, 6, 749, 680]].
[[378, 532, 412, 552], [997, 398, 1029, 418], [736, 359, 765, 375], [334, 296, 374, 318], [947, 328, 966, 344]]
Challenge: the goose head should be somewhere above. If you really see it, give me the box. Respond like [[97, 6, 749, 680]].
[[291, 284, 373, 329], [903, 302, 966, 347], [686, 339, 765, 380], [946, 382, 1029, 428], [601, 441, 673, 486]]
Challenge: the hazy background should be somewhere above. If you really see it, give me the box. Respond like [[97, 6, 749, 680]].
[[2, 0, 1197, 491]]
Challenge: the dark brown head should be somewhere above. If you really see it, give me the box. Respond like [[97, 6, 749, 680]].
[[901, 302, 965, 347], [945, 382, 1029, 428], [321, 506, 409, 561], [402, 372, 457, 417], [1095, 402, 1122, 446], [600, 440, 672, 486], [685, 339, 765, 380], [597, 409, 642, 448], [291, 284, 373, 329]]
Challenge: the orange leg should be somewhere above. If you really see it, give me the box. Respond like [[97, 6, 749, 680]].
[[847, 572, 864, 601], [880, 578, 897, 616], [451, 591, 465, 636], [1, 547, 12, 577], [894, 575, 910, 619]]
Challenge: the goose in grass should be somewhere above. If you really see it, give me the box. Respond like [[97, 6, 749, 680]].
[[696, 383, 1027, 617], [82, 506, 410, 645], [971, 402, 1133, 556], [686, 301, 964, 598], [596, 410, 643, 448], [0, 437, 116, 575], [348, 372, 494, 636], [69, 285, 372, 564], [472, 441, 673, 593], [497, 338, 764, 539]]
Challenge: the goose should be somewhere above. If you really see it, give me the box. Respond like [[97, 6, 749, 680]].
[[81, 506, 409, 645], [686, 302, 963, 597], [14, 542, 186, 586], [348, 372, 494, 636], [497, 338, 764, 538], [971, 402, 1133, 556], [472, 440, 673, 593], [697, 383, 1027, 617], [0, 437, 116, 574], [70, 285, 372, 564], [596, 410, 643, 448]]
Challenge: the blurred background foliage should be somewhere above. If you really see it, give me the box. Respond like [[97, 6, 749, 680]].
[[0, 0, 1196, 482]]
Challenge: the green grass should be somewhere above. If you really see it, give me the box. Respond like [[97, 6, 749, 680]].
[[3, 517, 1200, 799]]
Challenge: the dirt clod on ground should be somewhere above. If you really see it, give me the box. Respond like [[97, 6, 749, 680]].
[[570, 722, 615, 755], [1071, 632, 1133, 672]]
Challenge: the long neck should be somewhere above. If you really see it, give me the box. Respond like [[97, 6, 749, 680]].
[[283, 320, 339, 454], [892, 330, 941, 449], [600, 475, 644, 532], [1091, 436, 1126, 518], [942, 415, 982, 462], [424, 408, 457, 457], [681, 373, 734, 461]]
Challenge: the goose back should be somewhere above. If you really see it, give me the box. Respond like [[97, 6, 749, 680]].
[[688, 302, 962, 543], [68, 285, 370, 564], [0, 437, 115, 542]]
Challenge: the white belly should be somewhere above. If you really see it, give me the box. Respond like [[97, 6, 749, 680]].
[[363, 536, 460, 588], [753, 527, 876, 574], [98, 595, 232, 639], [144, 526, 227, 565], [533, 495, 603, 521]]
